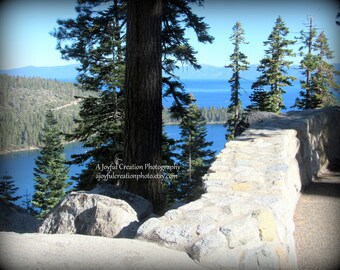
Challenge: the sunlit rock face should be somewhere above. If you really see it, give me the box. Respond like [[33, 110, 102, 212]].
[[39, 192, 140, 238], [138, 106, 340, 270]]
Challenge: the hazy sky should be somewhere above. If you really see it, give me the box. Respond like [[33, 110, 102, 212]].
[[0, 0, 339, 69]]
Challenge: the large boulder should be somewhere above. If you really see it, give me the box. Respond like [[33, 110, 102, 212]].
[[39, 192, 139, 238], [88, 184, 153, 220], [0, 232, 207, 270], [0, 200, 39, 233]]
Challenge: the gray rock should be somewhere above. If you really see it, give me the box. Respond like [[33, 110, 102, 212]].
[[39, 192, 138, 238], [88, 184, 153, 220], [235, 111, 279, 137], [136, 217, 161, 237], [191, 230, 226, 259], [220, 216, 259, 249], [240, 245, 277, 270], [0, 200, 39, 233], [138, 221, 194, 251], [154, 224, 194, 248], [0, 232, 208, 270]]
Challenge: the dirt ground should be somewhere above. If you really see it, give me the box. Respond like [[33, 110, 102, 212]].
[[294, 171, 340, 270]]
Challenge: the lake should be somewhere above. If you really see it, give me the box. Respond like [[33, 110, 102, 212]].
[[2, 78, 339, 206], [163, 79, 302, 110], [0, 124, 227, 206]]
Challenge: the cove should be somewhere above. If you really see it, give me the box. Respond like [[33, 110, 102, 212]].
[[0, 124, 227, 206]]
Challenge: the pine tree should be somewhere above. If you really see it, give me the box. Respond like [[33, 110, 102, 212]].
[[32, 110, 70, 219], [249, 16, 296, 113], [21, 189, 36, 215], [225, 22, 249, 140], [247, 86, 271, 111], [161, 131, 180, 205], [0, 175, 22, 202], [310, 32, 339, 107], [293, 16, 319, 109], [52, 0, 126, 190], [177, 95, 215, 202], [294, 24, 338, 109], [52, 0, 213, 209]]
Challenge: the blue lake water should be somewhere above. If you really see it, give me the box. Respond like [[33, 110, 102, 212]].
[[2, 78, 339, 206], [0, 124, 227, 206], [163, 79, 302, 110]]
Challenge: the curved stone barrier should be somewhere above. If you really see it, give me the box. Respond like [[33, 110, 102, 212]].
[[138, 107, 340, 270]]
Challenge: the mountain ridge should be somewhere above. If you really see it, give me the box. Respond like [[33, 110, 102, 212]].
[[3, 63, 334, 82]]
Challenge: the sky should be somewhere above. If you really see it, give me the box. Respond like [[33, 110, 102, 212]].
[[0, 0, 339, 70]]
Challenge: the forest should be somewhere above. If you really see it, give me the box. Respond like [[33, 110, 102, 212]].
[[1, 0, 339, 212], [0, 74, 97, 152], [0, 74, 228, 153]]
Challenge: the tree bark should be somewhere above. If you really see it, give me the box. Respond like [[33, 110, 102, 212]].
[[122, 0, 164, 210]]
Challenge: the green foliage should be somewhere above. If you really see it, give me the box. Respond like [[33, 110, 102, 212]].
[[249, 16, 296, 113], [309, 32, 338, 108], [175, 98, 215, 202], [162, 0, 214, 119], [51, 0, 126, 93], [293, 17, 338, 109], [0, 74, 97, 152], [21, 189, 36, 215], [161, 131, 180, 204], [32, 110, 70, 219], [51, 0, 214, 198], [51, 0, 126, 190], [67, 91, 125, 190], [247, 86, 271, 112], [0, 175, 22, 202], [225, 22, 249, 140]]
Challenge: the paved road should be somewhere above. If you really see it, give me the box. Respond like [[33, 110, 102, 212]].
[[294, 171, 340, 270]]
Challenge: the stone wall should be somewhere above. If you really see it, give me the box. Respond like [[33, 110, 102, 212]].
[[138, 107, 340, 270]]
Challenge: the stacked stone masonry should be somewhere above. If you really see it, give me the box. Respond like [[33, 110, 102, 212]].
[[138, 107, 340, 270]]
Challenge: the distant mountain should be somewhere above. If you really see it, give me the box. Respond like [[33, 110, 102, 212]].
[[0, 64, 78, 82], [178, 64, 266, 80], [1, 62, 338, 82]]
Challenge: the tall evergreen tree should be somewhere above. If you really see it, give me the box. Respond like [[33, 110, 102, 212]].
[[225, 22, 249, 140], [177, 95, 215, 202], [293, 16, 319, 109], [51, 0, 213, 208], [0, 175, 22, 202], [51, 0, 126, 190], [32, 110, 70, 219], [249, 16, 296, 113], [309, 32, 339, 107]]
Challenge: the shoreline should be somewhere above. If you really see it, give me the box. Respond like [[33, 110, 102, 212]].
[[0, 140, 80, 156], [0, 123, 225, 155]]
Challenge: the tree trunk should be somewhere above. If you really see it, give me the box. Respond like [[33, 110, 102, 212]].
[[122, 0, 164, 211], [306, 16, 313, 109]]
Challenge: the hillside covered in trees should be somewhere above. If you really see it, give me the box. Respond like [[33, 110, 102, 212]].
[[0, 74, 97, 153], [0, 74, 228, 153]]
